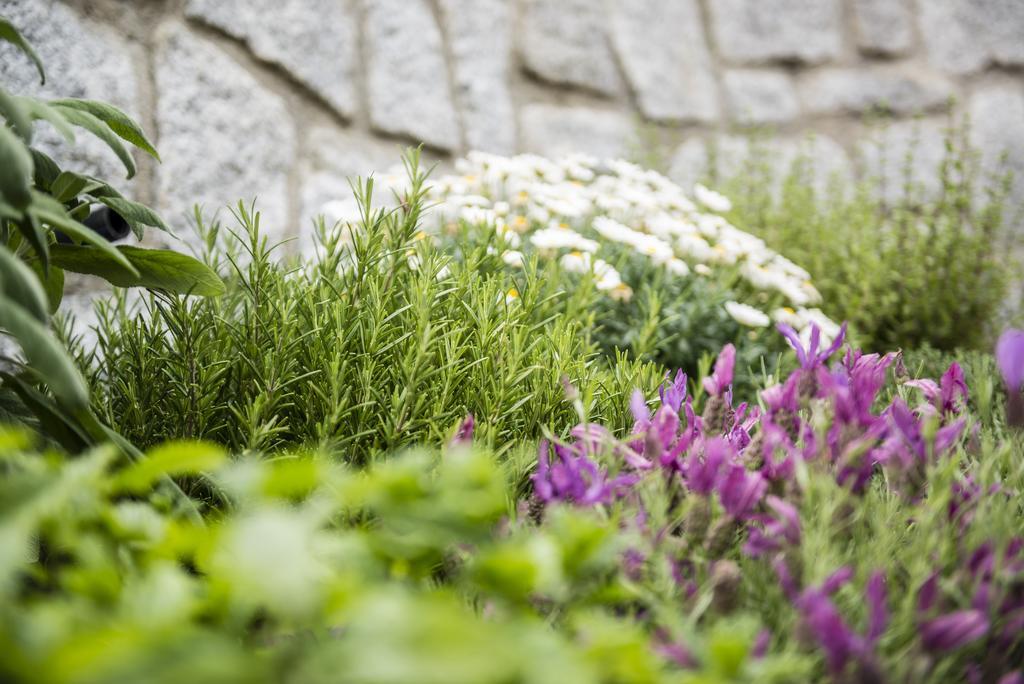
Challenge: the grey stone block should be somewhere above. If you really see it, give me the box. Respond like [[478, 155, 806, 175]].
[[609, 0, 718, 123], [919, 0, 1024, 74], [708, 0, 842, 65], [154, 25, 295, 246], [519, 0, 623, 96], [0, 0, 143, 190], [438, 0, 516, 154], [970, 86, 1024, 204], [364, 0, 460, 150], [722, 70, 799, 125], [852, 0, 913, 57], [669, 133, 851, 197], [519, 104, 634, 160], [800, 68, 954, 116], [186, 0, 359, 119]]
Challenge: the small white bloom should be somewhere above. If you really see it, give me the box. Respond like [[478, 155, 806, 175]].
[[693, 183, 733, 213], [665, 258, 690, 277], [724, 301, 770, 328], [502, 250, 526, 267], [771, 307, 804, 328], [529, 227, 599, 253]]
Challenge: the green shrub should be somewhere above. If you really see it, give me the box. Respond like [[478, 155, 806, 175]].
[[704, 119, 1019, 353], [74, 158, 662, 459]]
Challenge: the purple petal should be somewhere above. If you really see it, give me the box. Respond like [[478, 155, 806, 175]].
[[905, 379, 941, 403], [766, 495, 801, 545], [630, 389, 651, 423], [920, 610, 989, 652], [778, 323, 809, 367], [822, 566, 854, 595], [917, 573, 939, 615], [816, 322, 848, 364], [752, 629, 771, 659], [865, 571, 888, 645], [996, 329, 1024, 391]]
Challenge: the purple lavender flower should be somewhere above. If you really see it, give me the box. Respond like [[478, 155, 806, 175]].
[[778, 322, 848, 398], [997, 329, 1024, 426], [659, 369, 688, 414], [449, 414, 475, 447], [702, 344, 736, 398], [752, 630, 772, 659], [882, 398, 965, 473], [683, 437, 729, 495], [905, 362, 969, 416], [865, 571, 888, 645], [717, 463, 767, 520], [996, 329, 1024, 392], [744, 495, 801, 557], [796, 587, 859, 674], [919, 610, 989, 652], [787, 567, 888, 676], [532, 439, 638, 506]]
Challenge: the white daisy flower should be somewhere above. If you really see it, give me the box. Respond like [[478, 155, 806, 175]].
[[725, 301, 771, 328]]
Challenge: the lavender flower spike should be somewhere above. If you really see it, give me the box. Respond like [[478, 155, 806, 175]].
[[996, 329, 1024, 392], [996, 329, 1024, 426], [919, 610, 989, 652]]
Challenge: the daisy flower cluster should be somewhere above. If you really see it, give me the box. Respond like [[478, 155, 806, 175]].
[[408, 151, 839, 346]]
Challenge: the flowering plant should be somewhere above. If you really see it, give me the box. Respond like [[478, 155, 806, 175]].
[[324, 152, 841, 383], [529, 323, 1024, 682]]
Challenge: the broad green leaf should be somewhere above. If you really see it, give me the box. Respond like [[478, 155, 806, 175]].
[[30, 148, 62, 190], [18, 97, 74, 143], [0, 86, 32, 142], [93, 195, 170, 238], [50, 105, 135, 178], [0, 295, 89, 410], [29, 192, 138, 276], [49, 244, 225, 296], [0, 18, 45, 84], [0, 125, 33, 208], [50, 171, 94, 204], [113, 440, 227, 494], [27, 259, 63, 313], [0, 245, 49, 322], [0, 372, 89, 452], [49, 98, 159, 161]]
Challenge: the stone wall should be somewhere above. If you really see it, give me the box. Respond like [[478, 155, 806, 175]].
[[2, 0, 1024, 254]]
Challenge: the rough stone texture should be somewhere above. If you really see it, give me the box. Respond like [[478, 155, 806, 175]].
[[799, 68, 954, 116], [155, 25, 295, 244], [669, 134, 851, 196], [708, 0, 843, 65], [853, 0, 913, 57], [0, 0, 142, 190], [438, 0, 516, 153], [609, 0, 718, 123], [185, 0, 358, 119], [519, 0, 622, 96], [3, 0, 1024, 285], [969, 86, 1024, 204], [857, 119, 948, 203], [519, 104, 633, 160], [364, 0, 460, 150], [722, 70, 798, 125], [919, 0, 1024, 75]]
